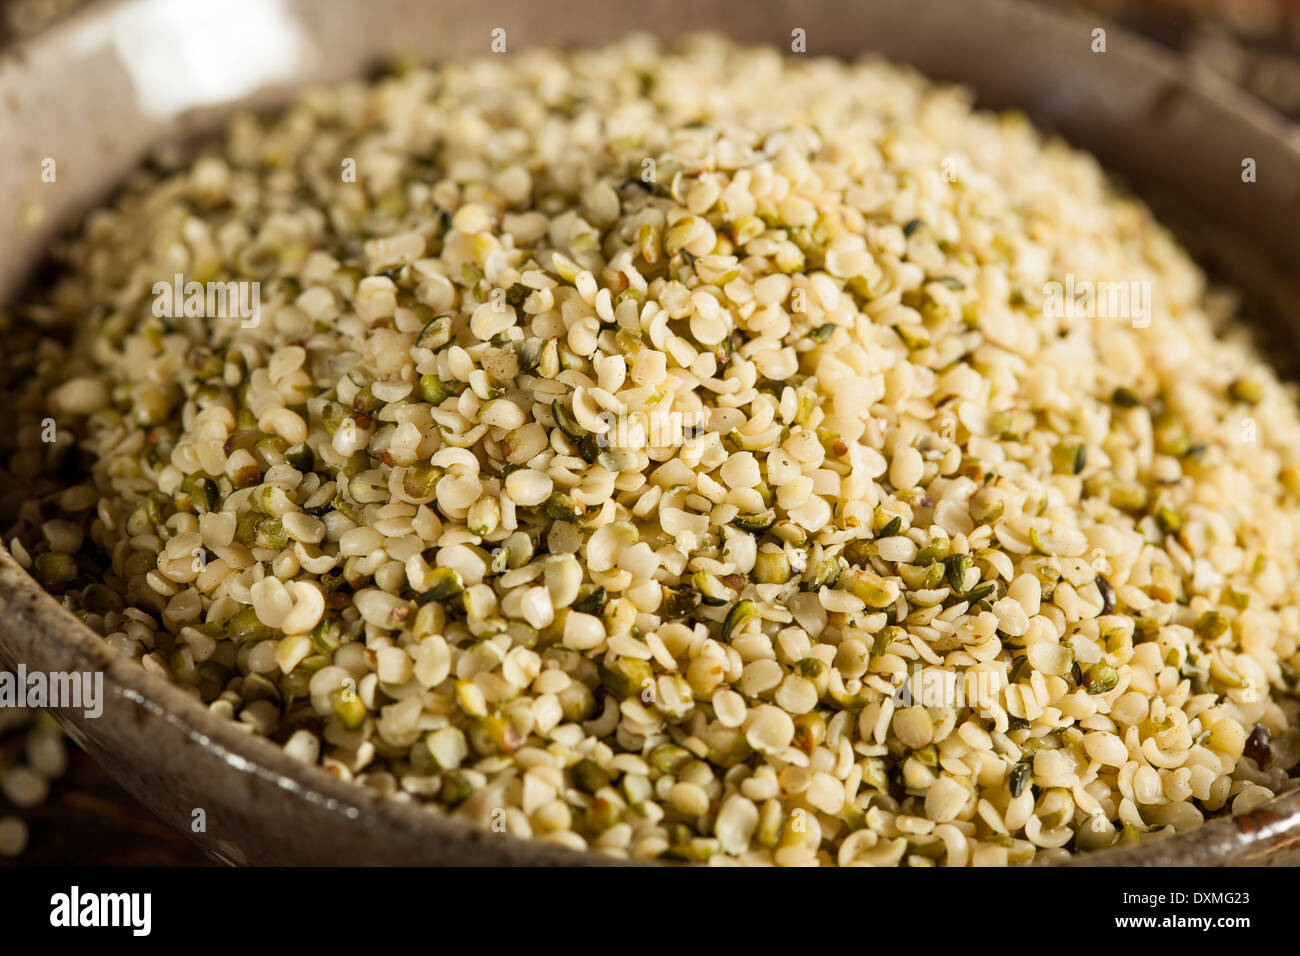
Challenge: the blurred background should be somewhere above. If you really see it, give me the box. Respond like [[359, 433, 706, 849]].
[[1, 0, 1298, 866], [7, 0, 1298, 126]]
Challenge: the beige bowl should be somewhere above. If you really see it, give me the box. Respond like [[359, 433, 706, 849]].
[[1, 0, 1298, 865]]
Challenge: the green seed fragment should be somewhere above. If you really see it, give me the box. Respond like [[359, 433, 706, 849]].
[[1020, 733, 1062, 755], [1111, 387, 1142, 408], [227, 607, 272, 644], [727, 429, 769, 452], [1194, 611, 1229, 642], [542, 492, 585, 521], [440, 771, 473, 805], [513, 337, 544, 372], [596, 449, 636, 473], [571, 585, 607, 616], [1082, 661, 1119, 695], [284, 443, 314, 472], [599, 657, 653, 699], [894, 324, 930, 350], [1132, 617, 1160, 644], [796, 658, 826, 680], [915, 534, 951, 565], [419, 374, 452, 405], [944, 553, 973, 595], [660, 585, 699, 618], [79, 583, 124, 614], [233, 462, 263, 489], [807, 556, 843, 590], [1008, 762, 1031, 798], [1223, 586, 1250, 611], [421, 567, 464, 602], [416, 314, 453, 350], [504, 282, 530, 308], [754, 549, 791, 584], [1037, 788, 1074, 829], [1228, 377, 1263, 405], [721, 600, 759, 641], [470, 712, 521, 755], [731, 509, 776, 533], [841, 539, 872, 568], [706, 727, 752, 768], [913, 744, 939, 768], [648, 743, 693, 775], [402, 462, 442, 501], [311, 618, 342, 653], [253, 515, 287, 549], [1155, 504, 1180, 535], [177, 474, 220, 513], [871, 626, 904, 659], [692, 571, 732, 606], [552, 400, 586, 440], [350, 386, 382, 415], [536, 339, 561, 378], [1051, 439, 1087, 475], [792, 712, 826, 753], [1008, 655, 1029, 683], [1154, 419, 1192, 458], [321, 401, 350, 435], [32, 552, 77, 589], [572, 758, 611, 795], [987, 409, 1017, 440], [125, 497, 164, 537], [847, 570, 898, 608]]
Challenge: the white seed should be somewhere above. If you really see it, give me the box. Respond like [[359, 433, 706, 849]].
[[26, 729, 67, 779], [889, 446, 924, 490], [745, 705, 795, 755], [544, 555, 583, 608], [426, 726, 468, 769], [562, 612, 605, 651], [774, 676, 819, 715], [377, 646, 414, 684], [0, 817, 28, 857], [1084, 732, 1128, 767], [668, 781, 710, 817], [712, 689, 748, 728], [992, 597, 1030, 638], [505, 469, 553, 507], [925, 775, 970, 823], [876, 536, 917, 563], [715, 795, 759, 854], [519, 586, 555, 630], [1, 767, 48, 808], [284, 729, 321, 764]]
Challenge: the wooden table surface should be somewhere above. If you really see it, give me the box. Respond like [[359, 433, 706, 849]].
[[5, 743, 211, 866]]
